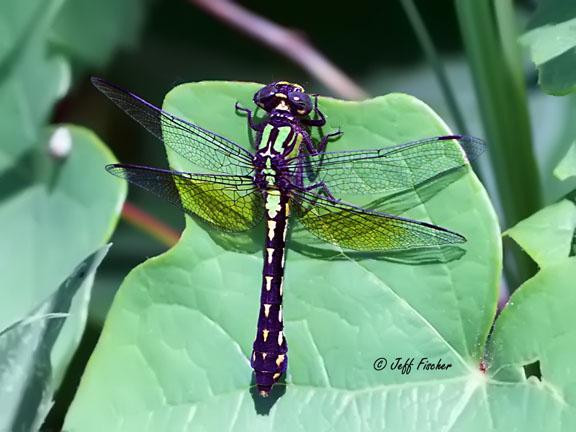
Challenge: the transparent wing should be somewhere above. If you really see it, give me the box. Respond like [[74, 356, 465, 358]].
[[292, 189, 465, 251], [290, 135, 484, 195], [92, 77, 254, 175], [107, 164, 263, 232]]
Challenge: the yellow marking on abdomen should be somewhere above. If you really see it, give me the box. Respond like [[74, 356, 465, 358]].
[[264, 304, 271, 317], [278, 306, 283, 322], [266, 248, 274, 263], [277, 331, 284, 346], [265, 190, 282, 218], [265, 276, 273, 291], [273, 372, 281, 380], [276, 354, 285, 367], [267, 220, 276, 240], [263, 329, 269, 342]]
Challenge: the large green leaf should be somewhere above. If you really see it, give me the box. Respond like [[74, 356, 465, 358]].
[[0, 0, 70, 173], [0, 245, 109, 432], [505, 199, 576, 269], [554, 140, 576, 181], [65, 82, 502, 430], [522, 0, 576, 95], [485, 192, 576, 429], [505, 145, 576, 269], [49, 0, 150, 67], [0, 0, 45, 65], [486, 255, 576, 429], [0, 125, 126, 385]]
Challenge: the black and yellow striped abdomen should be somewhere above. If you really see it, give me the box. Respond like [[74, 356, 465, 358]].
[[251, 189, 290, 395]]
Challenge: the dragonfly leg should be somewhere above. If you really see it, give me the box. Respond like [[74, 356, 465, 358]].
[[303, 181, 339, 202], [302, 128, 342, 155], [293, 152, 306, 188], [302, 133, 320, 155], [302, 95, 326, 127], [235, 102, 264, 132], [317, 129, 343, 153]]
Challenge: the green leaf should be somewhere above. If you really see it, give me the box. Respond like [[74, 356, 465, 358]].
[[505, 199, 576, 268], [488, 257, 576, 410], [483, 195, 576, 428], [0, 0, 45, 65], [0, 125, 126, 385], [554, 140, 576, 181], [522, 1, 576, 95], [0, 245, 109, 432], [65, 82, 501, 430], [50, 0, 150, 67], [0, 0, 70, 173]]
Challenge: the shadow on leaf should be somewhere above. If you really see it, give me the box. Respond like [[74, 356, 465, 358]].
[[249, 374, 286, 415]]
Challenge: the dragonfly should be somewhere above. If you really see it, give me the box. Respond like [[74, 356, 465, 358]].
[[92, 77, 484, 397]]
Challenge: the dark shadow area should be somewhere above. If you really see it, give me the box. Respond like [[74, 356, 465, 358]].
[[363, 166, 469, 215], [200, 218, 264, 254], [368, 166, 469, 214], [0, 148, 36, 203], [42, 321, 101, 431], [249, 374, 286, 415], [502, 236, 537, 294], [44, 154, 68, 195], [523, 360, 542, 381], [565, 189, 576, 204], [566, 189, 576, 257]]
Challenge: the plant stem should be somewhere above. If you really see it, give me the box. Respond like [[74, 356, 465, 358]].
[[399, 0, 469, 135], [455, 0, 541, 288], [122, 202, 180, 247], [191, 0, 368, 100]]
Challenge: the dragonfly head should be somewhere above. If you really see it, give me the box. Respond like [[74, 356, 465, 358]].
[[254, 81, 313, 117]]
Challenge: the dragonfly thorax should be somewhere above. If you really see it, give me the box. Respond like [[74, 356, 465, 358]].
[[254, 123, 302, 190]]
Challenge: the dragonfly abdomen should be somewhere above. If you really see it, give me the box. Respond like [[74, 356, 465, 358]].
[[251, 189, 290, 396]]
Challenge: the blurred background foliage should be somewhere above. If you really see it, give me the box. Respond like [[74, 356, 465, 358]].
[[1, 0, 576, 429]]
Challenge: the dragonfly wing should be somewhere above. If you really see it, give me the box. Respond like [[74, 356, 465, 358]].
[[92, 77, 254, 176], [292, 189, 465, 251], [292, 135, 484, 195], [107, 164, 263, 232]]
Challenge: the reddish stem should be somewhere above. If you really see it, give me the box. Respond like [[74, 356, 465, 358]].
[[191, 0, 368, 100], [122, 202, 181, 247]]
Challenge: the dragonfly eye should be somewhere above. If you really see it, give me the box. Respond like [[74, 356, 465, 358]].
[[288, 92, 312, 116], [254, 85, 278, 110]]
